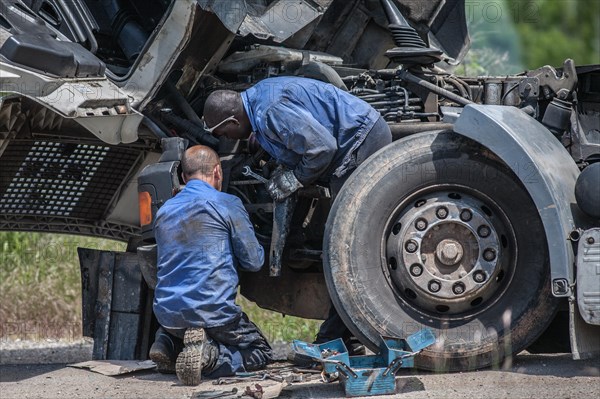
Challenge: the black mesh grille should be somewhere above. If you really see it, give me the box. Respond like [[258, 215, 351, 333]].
[[0, 140, 141, 221]]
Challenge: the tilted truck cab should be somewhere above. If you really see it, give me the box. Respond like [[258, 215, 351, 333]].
[[0, 0, 598, 368]]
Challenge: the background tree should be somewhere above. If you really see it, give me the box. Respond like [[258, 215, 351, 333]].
[[456, 0, 599, 75], [506, 0, 600, 68]]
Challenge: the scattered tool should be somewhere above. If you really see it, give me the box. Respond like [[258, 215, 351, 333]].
[[243, 384, 264, 399], [192, 387, 238, 399], [241, 166, 269, 184], [292, 329, 436, 397], [213, 376, 263, 385], [242, 382, 286, 399], [212, 370, 307, 385]]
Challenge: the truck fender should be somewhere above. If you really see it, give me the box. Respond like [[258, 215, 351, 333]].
[[453, 104, 580, 297]]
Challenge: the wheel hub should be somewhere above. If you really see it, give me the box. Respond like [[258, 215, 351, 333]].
[[435, 239, 463, 265], [386, 191, 507, 314]]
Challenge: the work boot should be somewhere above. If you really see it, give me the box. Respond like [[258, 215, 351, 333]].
[[149, 327, 183, 374], [176, 328, 219, 386]]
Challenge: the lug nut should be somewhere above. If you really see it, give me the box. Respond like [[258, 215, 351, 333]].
[[478, 225, 491, 238], [587, 237, 596, 245], [436, 207, 449, 219], [452, 283, 465, 295], [428, 280, 441, 293], [473, 271, 486, 283], [410, 264, 423, 277], [483, 248, 496, 261], [460, 209, 472, 222], [405, 240, 419, 253], [415, 218, 428, 231]]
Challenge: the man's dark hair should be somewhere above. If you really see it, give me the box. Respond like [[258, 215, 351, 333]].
[[181, 145, 220, 177], [203, 90, 243, 127]]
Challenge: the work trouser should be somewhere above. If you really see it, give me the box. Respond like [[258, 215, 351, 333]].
[[168, 312, 273, 377], [317, 116, 392, 344], [328, 116, 393, 198]]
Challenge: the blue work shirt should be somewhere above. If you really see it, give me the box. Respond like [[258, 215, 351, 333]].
[[241, 76, 381, 185], [153, 179, 264, 329]]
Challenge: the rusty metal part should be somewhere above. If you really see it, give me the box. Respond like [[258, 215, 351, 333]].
[[269, 195, 298, 276]]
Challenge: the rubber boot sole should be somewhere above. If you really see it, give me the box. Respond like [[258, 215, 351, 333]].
[[176, 328, 206, 386]]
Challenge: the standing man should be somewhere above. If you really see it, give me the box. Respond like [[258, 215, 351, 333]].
[[202, 76, 392, 349], [149, 145, 272, 386]]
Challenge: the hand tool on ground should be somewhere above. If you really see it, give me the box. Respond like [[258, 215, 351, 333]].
[[213, 373, 268, 385], [192, 387, 238, 399]]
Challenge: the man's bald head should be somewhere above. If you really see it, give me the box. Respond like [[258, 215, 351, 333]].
[[181, 146, 221, 188]]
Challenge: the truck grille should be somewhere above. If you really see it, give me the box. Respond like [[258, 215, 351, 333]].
[[0, 139, 142, 240]]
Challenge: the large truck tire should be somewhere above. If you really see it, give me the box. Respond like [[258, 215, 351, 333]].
[[323, 131, 559, 371]]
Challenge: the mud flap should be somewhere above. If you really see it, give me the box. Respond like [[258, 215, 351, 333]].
[[78, 248, 153, 360], [569, 300, 600, 360], [570, 228, 600, 359]]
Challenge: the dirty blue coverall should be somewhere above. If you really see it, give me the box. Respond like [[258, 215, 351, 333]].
[[153, 179, 272, 376], [241, 76, 391, 191], [241, 76, 392, 342]]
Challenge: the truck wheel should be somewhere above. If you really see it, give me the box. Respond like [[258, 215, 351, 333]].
[[324, 131, 558, 371]]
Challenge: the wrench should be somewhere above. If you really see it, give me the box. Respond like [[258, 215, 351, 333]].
[[193, 387, 238, 398], [241, 166, 268, 184]]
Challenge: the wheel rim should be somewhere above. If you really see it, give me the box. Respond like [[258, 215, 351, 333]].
[[385, 186, 516, 316]]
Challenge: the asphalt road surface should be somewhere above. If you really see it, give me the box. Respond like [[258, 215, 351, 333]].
[[0, 341, 598, 399]]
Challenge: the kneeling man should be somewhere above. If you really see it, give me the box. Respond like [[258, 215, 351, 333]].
[[150, 145, 272, 385]]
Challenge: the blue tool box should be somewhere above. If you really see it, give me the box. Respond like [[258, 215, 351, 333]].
[[292, 329, 436, 397]]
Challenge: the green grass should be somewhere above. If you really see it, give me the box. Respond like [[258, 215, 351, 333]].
[[0, 232, 125, 340], [239, 295, 320, 343], [0, 232, 320, 342]]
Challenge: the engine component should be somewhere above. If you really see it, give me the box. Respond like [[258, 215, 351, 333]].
[[502, 77, 521, 106], [575, 163, 600, 219], [527, 59, 578, 100], [542, 98, 573, 137], [218, 45, 342, 75], [160, 110, 220, 150], [484, 79, 503, 105], [399, 69, 473, 106], [380, 0, 442, 65]]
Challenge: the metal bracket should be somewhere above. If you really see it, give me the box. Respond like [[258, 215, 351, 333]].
[[526, 59, 578, 100]]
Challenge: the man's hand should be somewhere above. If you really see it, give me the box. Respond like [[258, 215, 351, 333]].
[[267, 169, 303, 202]]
